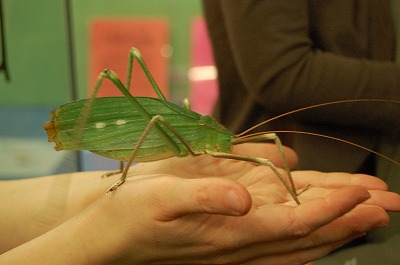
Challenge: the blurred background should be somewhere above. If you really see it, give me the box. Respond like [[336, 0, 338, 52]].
[[0, 0, 218, 179]]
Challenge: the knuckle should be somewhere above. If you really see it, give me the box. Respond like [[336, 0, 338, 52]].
[[195, 183, 215, 211]]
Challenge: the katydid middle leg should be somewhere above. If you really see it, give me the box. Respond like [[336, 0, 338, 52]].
[[206, 150, 301, 205]]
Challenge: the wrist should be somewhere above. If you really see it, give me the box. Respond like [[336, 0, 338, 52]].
[[70, 190, 142, 265]]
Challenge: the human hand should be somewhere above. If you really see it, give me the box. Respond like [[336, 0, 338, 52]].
[[0, 143, 295, 255], [2, 143, 398, 265], [57, 143, 398, 265], [67, 169, 398, 265]]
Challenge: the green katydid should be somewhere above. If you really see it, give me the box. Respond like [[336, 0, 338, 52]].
[[44, 47, 400, 205], [44, 47, 302, 204]]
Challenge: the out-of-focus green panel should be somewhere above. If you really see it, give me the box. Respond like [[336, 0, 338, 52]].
[[0, 0, 202, 106], [0, 0, 202, 178], [0, 0, 70, 106]]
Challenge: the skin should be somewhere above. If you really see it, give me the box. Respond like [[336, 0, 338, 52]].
[[0, 143, 399, 265]]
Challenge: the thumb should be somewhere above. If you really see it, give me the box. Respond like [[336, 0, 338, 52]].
[[157, 177, 252, 220]]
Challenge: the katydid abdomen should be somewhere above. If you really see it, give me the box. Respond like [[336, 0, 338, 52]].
[[44, 96, 234, 162]]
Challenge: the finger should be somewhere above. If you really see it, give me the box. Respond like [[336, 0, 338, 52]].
[[144, 176, 253, 220], [254, 186, 371, 240], [207, 204, 388, 264], [261, 205, 387, 252], [289, 205, 389, 251], [364, 190, 400, 211], [232, 143, 298, 169], [242, 237, 357, 265], [292, 171, 389, 190], [298, 186, 400, 211], [279, 237, 354, 265], [291, 186, 371, 235]]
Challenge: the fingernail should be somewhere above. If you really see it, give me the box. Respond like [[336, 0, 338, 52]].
[[361, 190, 371, 200], [225, 190, 246, 215], [355, 188, 371, 202]]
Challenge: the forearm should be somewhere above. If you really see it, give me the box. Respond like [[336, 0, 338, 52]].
[[0, 189, 136, 265], [214, 0, 400, 129], [0, 214, 93, 265], [260, 51, 400, 129], [0, 171, 119, 253]]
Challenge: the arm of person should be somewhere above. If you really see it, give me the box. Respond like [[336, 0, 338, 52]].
[[203, 0, 400, 130], [0, 143, 399, 264], [0, 169, 398, 265]]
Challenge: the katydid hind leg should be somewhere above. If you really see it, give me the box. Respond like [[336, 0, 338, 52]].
[[128, 47, 167, 101], [206, 150, 301, 205], [83, 48, 180, 159], [101, 69, 182, 157]]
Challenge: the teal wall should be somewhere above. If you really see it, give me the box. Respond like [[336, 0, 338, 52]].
[[1, 0, 70, 106], [0, 0, 202, 106], [0, 0, 203, 178]]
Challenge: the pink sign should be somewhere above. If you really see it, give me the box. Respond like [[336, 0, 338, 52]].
[[89, 19, 170, 98]]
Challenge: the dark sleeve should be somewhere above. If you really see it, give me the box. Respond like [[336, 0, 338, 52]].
[[215, 0, 400, 129]]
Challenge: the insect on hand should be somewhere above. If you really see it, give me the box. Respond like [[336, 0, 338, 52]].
[[43, 48, 303, 205]]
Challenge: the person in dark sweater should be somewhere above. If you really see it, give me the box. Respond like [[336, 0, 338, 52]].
[[202, 1, 400, 264]]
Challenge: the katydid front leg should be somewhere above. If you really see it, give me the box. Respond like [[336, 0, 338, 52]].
[[206, 150, 301, 205], [233, 133, 302, 196]]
